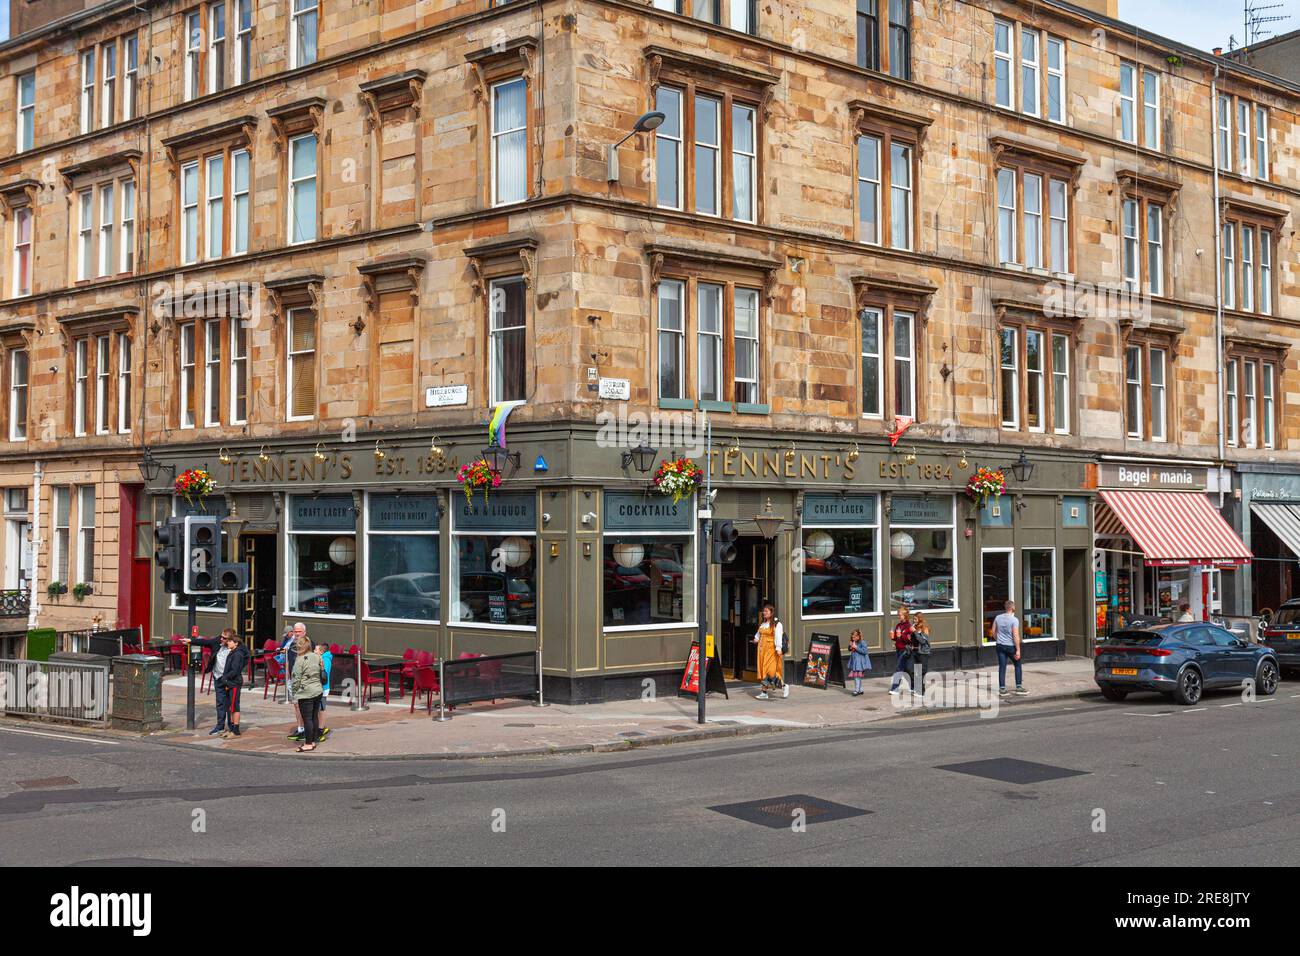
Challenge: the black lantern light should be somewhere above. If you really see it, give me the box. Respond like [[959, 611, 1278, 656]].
[[621, 444, 658, 474], [1008, 450, 1035, 483], [140, 447, 175, 483], [481, 445, 521, 477]]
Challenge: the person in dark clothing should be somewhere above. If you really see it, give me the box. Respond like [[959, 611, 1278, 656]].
[[184, 628, 248, 736]]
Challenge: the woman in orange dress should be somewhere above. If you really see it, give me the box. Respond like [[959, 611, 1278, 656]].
[[752, 601, 787, 699]]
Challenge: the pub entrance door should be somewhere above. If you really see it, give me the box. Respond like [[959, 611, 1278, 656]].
[[237, 533, 279, 650], [720, 537, 773, 681]]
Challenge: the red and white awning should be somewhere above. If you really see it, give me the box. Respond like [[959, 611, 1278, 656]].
[[1097, 490, 1252, 568]]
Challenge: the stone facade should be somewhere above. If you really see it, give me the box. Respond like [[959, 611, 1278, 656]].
[[0, 0, 1296, 666]]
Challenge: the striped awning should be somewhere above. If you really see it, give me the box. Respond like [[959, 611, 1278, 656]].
[[1251, 502, 1300, 559], [1097, 490, 1252, 567]]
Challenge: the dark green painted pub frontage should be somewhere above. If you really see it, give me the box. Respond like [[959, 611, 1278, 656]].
[[145, 426, 1096, 703]]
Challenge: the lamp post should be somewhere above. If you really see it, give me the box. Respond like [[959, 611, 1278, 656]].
[[606, 111, 667, 182]]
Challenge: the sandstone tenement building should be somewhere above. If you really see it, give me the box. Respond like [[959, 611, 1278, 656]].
[[0, 0, 1295, 700]]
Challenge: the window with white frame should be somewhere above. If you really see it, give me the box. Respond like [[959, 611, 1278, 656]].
[[77, 485, 96, 585], [1237, 100, 1251, 173], [1142, 68, 1160, 149], [734, 288, 759, 405], [1020, 29, 1039, 116], [12, 207, 32, 297], [94, 335, 111, 434], [489, 277, 527, 405], [1217, 93, 1232, 171], [1260, 231, 1273, 315], [120, 180, 136, 273], [232, 149, 250, 254], [184, 11, 202, 101], [365, 493, 441, 623], [1255, 106, 1269, 180], [181, 162, 199, 264], [287, 308, 316, 420], [893, 311, 915, 420], [1025, 329, 1045, 432], [16, 72, 35, 152], [117, 333, 132, 434], [656, 273, 763, 407], [80, 49, 95, 134], [73, 338, 89, 436], [1023, 172, 1043, 269], [800, 494, 880, 618], [696, 283, 723, 402], [52, 488, 70, 585], [996, 167, 1016, 264], [98, 183, 115, 278], [230, 319, 248, 424], [857, 129, 916, 250], [8, 349, 28, 442], [1216, 94, 1269, 177], [732, 103, 756, 222], [1051, 333, 1070, 434], [1124, 341, 1170, 443], [1046, 36, 1065, 124], [1146, 202, 1164, 296], [860, 303, 917, 421], [994, 19, 1014, 109], [654, 81, 762, 221], [77, 191, 93, 281], [1243, 358, 1258, 449], [655, 87, 683, 210], [179, 323, 196, 428], [124, 35, 138, 120], [1221, 218, 1277, 315], [291, 0, 318, 69], [288, 133, 317, 243], [1262, 362, 1276, 450], [1149, 347, 1167, 443], [205, 154, 224, 260], [1221, 222, 1235, 310], [997, 162, 1074, 272], [657, 279, 685, 400], [204, 321, 222, 427], [235, 0, 255, 85], [1000, 328, 1019, 429], [209, 2, 227, 94], [695, 94, 721, 217], [1225, 359, 1238, 447], [491, 78, 527, 206], [1125, 345, 1143, 439], [857, 134, 882, 245], [1241, 225, 1255, 314], [100, 41, 117, 127], [996, 21, 1065, 122]]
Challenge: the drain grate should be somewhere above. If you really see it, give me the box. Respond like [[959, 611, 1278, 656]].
[[17, 776, 78, 789], [936, 757, 1088, 785], [709, 794, 870, 828]]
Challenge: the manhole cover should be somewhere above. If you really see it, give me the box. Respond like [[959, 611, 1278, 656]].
[[709, 794, 870, 828], [936, 758, 1088, 785], [17, 776, 78, 789]]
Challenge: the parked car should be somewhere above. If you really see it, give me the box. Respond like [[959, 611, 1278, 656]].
[[1260, 598, 1300, 676], [456, 573, 535, 625], [1094, 622, 1281, 705], [370, 572, 440, 620], [802, 575, 872, 615]]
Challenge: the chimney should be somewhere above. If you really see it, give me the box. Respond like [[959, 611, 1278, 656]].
[[1213, 46, 1224, 56]]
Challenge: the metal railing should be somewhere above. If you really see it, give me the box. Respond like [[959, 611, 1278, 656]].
[[0, 658, 111, 726], [0, 588, 30, 618], [436, 650, 542, 722]]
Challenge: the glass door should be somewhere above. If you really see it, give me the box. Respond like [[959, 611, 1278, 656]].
[[981, 548, 1013, 643]]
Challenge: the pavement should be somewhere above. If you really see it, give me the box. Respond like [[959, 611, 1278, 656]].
[[128, 656, 1101, 759]]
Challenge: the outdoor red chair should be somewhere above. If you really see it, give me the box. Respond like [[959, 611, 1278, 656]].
[[164, 636, 185, 673], [250, 639, 278, 688], [264, 657, 286, 702], [199, 646, 214, 694], [409, 661, 441, 714], [397, 648, 419, 696], [330, 643, 342, 654], [360, 659, 391, 704]]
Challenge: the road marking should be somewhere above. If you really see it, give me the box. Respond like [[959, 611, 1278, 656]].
[[0, 726, 120, 746], [1220, 703, 1244, 708], [1181, 708, 1207, 714], [1123, 712, 1171, 717]]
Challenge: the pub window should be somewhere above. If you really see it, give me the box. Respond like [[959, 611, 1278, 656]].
[[80, 49, 95, 134], [489, 277, 527, 404], [1000, 323, 1071, 435], [655, 274, 763, 406], [996, 160, 1072, 272], [801, 495, 880, 618], [94, 334, 111, 434], [1122, 196, 1165, 296], [179, 323, 196, 428], [653, 83, 761, 223], [116, 333, 132, 434], [859, 305, 917, 421], [286, 494, 357, 617], [855, 131, 914, 250], [491, 78, 528, 206], [365, 493, 440, 624], [889, 495, 956, 612], [12, 207, 32, 297], [17, 72, 35, 152], [603, 494, 695, 629], [290, 0, 319, 69], [451, 492, 537, 629], [995, 21, 1065, 122], [288, 133, 318, 244], [74, 338, 90, 436], [287, 307, 317, 421], [1124, 342, 1169, 443], [8, 348, 29, 442]]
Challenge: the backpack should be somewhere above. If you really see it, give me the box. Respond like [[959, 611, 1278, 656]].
[[912, 630, 932, 657]]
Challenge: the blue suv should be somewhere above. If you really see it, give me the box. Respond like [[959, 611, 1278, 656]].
[[1260, 599, 1300, 676], [1095, 623, 1281, 705]]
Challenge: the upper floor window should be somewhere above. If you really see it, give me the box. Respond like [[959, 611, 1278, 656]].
[[288, 134, 318, 244], [857, 1, 910, 79], [1000, 323, 1072, 435], [1217, 94, 1269, 179], [185, 11, 203, 100], [1121, 195, 1165, 296], [653, 1, 757, 35], [74, 337, 90, 435], [235, 0, 255, 85], [124, 35, 139, 120], [117, 332, 133, 434], [80, 49, 95, 134], [210, 2, 228, 93], [995, 20, 1065, 122], [860, 306, 915, 421], [656, 274, 763, 407], [101, 41, 117, 127], [16, 72, 35, 152], [291, 0, 318, 69], [7, 348, 28, 442], [1225, 353, 1278, 450], [855, 128, 914, 250], [996, 161, 1071, 273], [11, 207, 33, 298], [654, 83, 760, 223], [287, 307, 317, 420], [1124, 341, 1169, 443], [1220, 218, 1276, 316], [179, 322, 196, 428], [491, 78, 528, 206], [1119, 62, 1160, 149], [489, 277, 527, 404]]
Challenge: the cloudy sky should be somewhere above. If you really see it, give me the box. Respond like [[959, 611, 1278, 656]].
[[1119, 0, 1299, 52]]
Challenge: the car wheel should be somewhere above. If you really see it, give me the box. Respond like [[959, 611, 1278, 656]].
[[1173, 666, 1203, 706], [1256, 659, 1279, 697], [1099, 685, 1129, 702]]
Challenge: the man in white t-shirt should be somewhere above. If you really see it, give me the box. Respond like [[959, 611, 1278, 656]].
[[992, 600, 1026, 698]]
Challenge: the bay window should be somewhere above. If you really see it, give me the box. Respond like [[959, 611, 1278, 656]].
[[1218, 93, 1269, 178], [1121, 193, 1166, 295], [169, 137, 250, 264]]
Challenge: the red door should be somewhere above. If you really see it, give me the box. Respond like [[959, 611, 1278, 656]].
[[118, 485, 152, 642]]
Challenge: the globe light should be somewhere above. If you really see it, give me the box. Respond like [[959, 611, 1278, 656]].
[[499, 536, 533, 568], [612, 541, 645, 569], [889, 531, 916, 561], [328, 536, 356, 566], [805, 531, 835, 560]]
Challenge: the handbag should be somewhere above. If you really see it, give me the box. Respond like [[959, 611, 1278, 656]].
[[912, 632, 932, 657]]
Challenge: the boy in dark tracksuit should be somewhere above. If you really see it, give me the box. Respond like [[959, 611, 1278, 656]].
[[186, 628, 248, 736]]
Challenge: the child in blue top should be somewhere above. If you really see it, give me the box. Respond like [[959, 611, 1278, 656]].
[[315, 643, 333, 741]]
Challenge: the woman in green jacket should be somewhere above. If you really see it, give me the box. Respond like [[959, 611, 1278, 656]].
[[290, 637, 324, 752]]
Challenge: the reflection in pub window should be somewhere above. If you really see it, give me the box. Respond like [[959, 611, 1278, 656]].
[[365, 494, 440, 623], [1022, 548, 1055, 640], [888, 496, 955, 611], [286, 494, 356, 616], [450, 493, 536, 628], [800, 494, 880, 618], [603, 540, 693, 628]]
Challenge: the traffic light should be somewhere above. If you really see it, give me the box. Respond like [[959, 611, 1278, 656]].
[[711, 520, 739, 564], [214, 561, 249, 593], [183, 515, 222, 593], [154, 518, 184, 594]]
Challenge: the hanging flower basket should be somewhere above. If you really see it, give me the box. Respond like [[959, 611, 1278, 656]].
[[174, 467, 216, 506], [966, 467, 1007, 509], [651, 457, 704, 505], [457, 458, 501, 505]]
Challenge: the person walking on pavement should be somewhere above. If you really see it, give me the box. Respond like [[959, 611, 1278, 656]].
[[993, 599, 1027, 698], [290, 636, 324, 753], [889, 606, 915, 696], [910, 611, 933, 697], [847, 628, 872, 696], [752, 600, 788, 700]]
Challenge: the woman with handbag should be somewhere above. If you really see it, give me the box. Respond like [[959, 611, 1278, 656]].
[[888, 607, 914, 696], [847, 628, 872, 696], [752, 601, 788, 700]]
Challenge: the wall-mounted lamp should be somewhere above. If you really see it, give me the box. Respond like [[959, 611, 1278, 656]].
[[430, 435, 444, 457], [258, 445, 270, 463], [549, 542, 560, 558], [218, 447, 232, 465], [904, 447, 917, 466], [620, 444, 659, 474], [583, 542, 592, 557], [481, 445, 521, 476], [846, 442, 860, 465], [313, 442, 327, 462], [140, 446, 175, 482], [959, 451, 969, 470], [783, 442, 796, 465], [606, 110, 666, 182], [374, 440, 387, 463], [1003, 450, 1034, 483]]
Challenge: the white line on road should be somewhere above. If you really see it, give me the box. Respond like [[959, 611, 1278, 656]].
[[1220, 702, 1244, 708], [0, 726, 120, 746], [1181, 708, 1207, 714], [1123, 712, 1171, 717]]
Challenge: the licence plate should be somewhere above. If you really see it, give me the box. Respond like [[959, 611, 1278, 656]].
[[1111, 667, 1138, 676]]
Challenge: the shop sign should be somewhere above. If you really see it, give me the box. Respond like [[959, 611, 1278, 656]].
[[369, 494, 441, 531], [455, 492, 535, 531], [803, 494, 877, 526], [1099, 463, 1209, 491], [890, 495, 954, 525], [290, 494, 356, 531], [604, 493, 693, 531], [489, 593, 508, 624], [425, 385, 468, 407]]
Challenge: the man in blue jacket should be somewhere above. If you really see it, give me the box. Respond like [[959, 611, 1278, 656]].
[[184, 628, 248, 737]]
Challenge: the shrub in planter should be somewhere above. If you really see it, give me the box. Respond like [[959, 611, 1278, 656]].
[[72, 582, 94, 602]]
